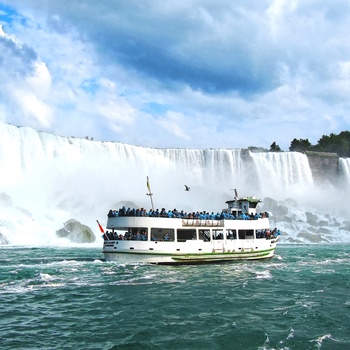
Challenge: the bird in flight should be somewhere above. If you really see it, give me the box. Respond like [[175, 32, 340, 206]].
[[184, 185, 190, 191]]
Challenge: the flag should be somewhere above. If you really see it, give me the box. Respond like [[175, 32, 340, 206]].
[[147, 176, 151, 192], [96, 220, 104, 233], [97, 220, 109, 240]]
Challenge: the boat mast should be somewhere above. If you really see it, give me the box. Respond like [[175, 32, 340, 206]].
[[146, 176, 154, 211]]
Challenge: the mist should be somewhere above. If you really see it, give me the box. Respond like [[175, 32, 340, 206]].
[[0, 122, 349, 245]]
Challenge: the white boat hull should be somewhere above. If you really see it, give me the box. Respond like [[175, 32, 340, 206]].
[[103, 250, 276, 265], [103, 237, 278, 265]]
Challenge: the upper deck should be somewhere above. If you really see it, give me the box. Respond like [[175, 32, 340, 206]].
[[106, 214, 270, 231], [107, 196, 268, 230]]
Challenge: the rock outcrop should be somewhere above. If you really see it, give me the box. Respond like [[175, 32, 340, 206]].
[[56, 219, 96, 243], [0, 232, 9, 244]]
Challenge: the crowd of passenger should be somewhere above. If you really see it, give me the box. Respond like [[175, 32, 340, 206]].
[[107, 206, 270, 221], [256, 228, 281, 238], [104, 229, 168, 241], [104, 230, 150, 241]]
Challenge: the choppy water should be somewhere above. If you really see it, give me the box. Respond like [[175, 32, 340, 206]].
[[0, 245, 349, 350]]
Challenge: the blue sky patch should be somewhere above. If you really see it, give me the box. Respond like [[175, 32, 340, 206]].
[[142, 102, 169, 116], [80, 79, 100, 96], [0, 3, 16, 24]]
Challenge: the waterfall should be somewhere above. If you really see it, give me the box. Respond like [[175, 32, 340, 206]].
[[249, 151, 314, 199], [339, 158, 350, 182], [0, 122, 349, 244]]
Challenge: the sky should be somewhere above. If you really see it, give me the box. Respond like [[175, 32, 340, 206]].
[[0, 0, 350, 150]]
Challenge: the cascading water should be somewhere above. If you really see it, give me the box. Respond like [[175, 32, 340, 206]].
[[249, 151, 314, 199], [0, 122, 349, 244], [339, 158, 350, 181]]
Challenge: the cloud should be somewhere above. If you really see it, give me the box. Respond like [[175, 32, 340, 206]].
[[157, 111, 190, 141], [14, 90, 53, 128], [0, 0, 350, 150]]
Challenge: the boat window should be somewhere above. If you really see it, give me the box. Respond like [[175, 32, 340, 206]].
[[256, 229, 270, 239], [212, 229, 224, 240], [177, 229, 196, 242], [238, 229, 254, 239], [249, 202, 258, 208], [226, 229, 237, 240], [199, 230, 210, 241], [123, 228, 148, 241], [150, 228, 174, 241]]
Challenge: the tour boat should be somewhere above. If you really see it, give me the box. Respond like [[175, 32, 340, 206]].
[[101, 195, 280, 265]]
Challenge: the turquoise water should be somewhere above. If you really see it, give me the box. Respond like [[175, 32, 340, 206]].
[[0, 245, 349, 350]]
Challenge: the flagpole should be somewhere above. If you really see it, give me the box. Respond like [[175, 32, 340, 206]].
[[146, 176, 154, 211]]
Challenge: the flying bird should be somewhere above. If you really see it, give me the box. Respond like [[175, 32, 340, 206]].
[[184, 185, 190, 191]]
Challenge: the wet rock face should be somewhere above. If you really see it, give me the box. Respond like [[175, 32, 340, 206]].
[[297, 231, 329, 243], [0, 232, 9, 244], [56, 219, 96, 243], [305, 152, 340, 184], [341, 221, 350, 231], [261, 196, 350, 244], [261, 197, 288, 217], [306, 212, 318, 226], [318, 220, 328, 227], [0, 192, 13, 207], [274, 205, 288, 217]]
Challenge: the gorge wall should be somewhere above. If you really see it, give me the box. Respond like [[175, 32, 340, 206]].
[[305, 151, 340, 184]]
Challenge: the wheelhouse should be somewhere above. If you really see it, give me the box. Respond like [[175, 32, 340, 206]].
[[225, 196, 261, 217]]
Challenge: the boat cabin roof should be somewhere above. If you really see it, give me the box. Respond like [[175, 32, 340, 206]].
[[226, 196, 261, 205], [225, 197, 261, 214]]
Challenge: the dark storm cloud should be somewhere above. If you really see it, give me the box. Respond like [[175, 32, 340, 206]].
[[7, 0, 350, 98], [7, 0, 281, 94]]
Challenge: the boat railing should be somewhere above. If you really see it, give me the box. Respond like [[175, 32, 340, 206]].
[[108, 208, 269, 221]]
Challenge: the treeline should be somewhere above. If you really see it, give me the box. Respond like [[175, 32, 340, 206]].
[[289, 131, 350, 156], [267, 131, 350, 157]]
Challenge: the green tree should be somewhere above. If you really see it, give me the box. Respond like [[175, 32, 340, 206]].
[[269, 142, 282, 152], [314, 133, 350, 156], [289, 138, 312, 152], [287, 131, 350, 157]]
